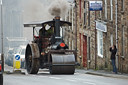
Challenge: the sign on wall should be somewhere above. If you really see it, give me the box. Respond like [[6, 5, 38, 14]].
[[89, 1, 102, 11], [96, 21, 107, 32]]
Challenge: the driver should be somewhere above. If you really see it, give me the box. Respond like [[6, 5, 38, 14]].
[[39, 25, 46, 38]]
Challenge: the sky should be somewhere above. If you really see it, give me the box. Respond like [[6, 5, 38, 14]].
[[67, 0, 74, 3], [23, 0, 72, 22], [22, 0, 72, 41]]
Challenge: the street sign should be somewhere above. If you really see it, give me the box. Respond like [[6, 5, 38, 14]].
[[13, 54, 21, 69], [89, 1, 102, 11], [15, 55, 20, 60]]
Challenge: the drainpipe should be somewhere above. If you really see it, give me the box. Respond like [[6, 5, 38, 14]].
[[115, 0, 118, 68], [75, 0, 77, 62], [95, 11, 97, 70]]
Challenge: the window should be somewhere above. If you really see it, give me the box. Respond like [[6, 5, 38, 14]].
[[69, 8, 71, 29], [69, 9, 71, 22], [69, 40, 71, 50], [72, 40, 74, 50], [122, 26, 125, 57], [100, 11, 102, 18], [110, 34, 113, 46], [121, 0, 124, 11], [97, 30, 103, 57], [88, 4, 90, 26], [79, 0, 81, 19], [65, 15, 67, 21], [105, 0, 107, 19], [84, 1, 86, 24], [84, 13, 86, 25], [72, 5, 74, 31], [65, 39, 67, 45], [110, 0, 113, 20]]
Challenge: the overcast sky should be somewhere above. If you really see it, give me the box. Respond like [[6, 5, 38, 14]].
[[23, 0, 73, 41], [23, 0, 74, 22]]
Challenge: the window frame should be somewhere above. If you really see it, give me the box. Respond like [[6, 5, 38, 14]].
[[97, 30, 103, 58], [72, 4, 74, 31], [79, 0, 82, 19], [121, 0, 125, 11], [88, 2, 90, 26], [110, 34, 113, 46], [110, 0, 113, 20], [84, 1, 86, 25], [72, 40, 74, 50], [122, 25, 125, 57], [69, 8, 71, 29], [105, 0, 107, 19]]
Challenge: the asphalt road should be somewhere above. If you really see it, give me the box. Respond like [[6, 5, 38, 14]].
[[3, 69, 128, 85]]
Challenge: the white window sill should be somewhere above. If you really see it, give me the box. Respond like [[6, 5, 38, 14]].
[[98, 54, 103, 58]]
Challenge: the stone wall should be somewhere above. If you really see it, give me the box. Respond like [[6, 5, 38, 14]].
[[64, 0, 128, 73], [75, 0, 128, 73]]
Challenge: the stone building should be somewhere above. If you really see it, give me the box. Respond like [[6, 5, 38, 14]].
[[117, 0, 128, 73], [63, 2, 77, 51], [64, 0, 128, 73]]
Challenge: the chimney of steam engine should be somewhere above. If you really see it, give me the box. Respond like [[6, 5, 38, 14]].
[[54, 16, 60, 37]]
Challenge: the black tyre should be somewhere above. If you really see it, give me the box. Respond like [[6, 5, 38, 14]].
[[25, 43, 40, 74], [49, 65, 53, 74], [49, 65, 75, 74], [0, 74, 3, 85]]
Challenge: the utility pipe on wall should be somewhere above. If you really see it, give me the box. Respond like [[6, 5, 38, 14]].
[[75, 0, 77, 62], [115, 0, 118, 68]]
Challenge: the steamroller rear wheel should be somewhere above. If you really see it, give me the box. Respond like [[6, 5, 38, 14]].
[[25, 43, 40, 74]]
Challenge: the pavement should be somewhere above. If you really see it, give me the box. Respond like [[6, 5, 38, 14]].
[[4, 64, 128, 79], [75, 69, 128, 79]]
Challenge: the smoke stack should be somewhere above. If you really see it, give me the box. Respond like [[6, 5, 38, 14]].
[[54, 16, 60, 37]]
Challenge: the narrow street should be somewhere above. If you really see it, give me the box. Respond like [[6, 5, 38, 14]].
[[3, 69, 128, 85], [0, 0, 128, 85]]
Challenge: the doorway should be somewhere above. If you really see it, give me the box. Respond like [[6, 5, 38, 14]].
[[83, 35, 87, 67]]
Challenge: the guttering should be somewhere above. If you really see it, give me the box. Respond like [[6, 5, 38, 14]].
[[75, 0, 77, 61]]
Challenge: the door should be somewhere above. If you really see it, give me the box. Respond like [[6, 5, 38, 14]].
[[83, 35, 87, 67], [79, 33, 81, 56]]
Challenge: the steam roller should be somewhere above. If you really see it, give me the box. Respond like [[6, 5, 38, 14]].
[[24, 16, 77, 74]]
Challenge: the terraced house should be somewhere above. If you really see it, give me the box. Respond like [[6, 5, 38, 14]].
[[65, 0, 128, 73]]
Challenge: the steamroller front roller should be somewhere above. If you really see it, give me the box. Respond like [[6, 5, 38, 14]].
[[49, 54, 75, 74], [25, 43, 40, 74]]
